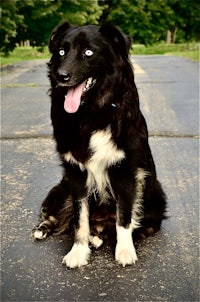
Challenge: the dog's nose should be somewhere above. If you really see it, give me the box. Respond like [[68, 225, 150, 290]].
[[57, 70, 71, 83]]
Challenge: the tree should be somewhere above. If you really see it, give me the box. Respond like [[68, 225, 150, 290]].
[[166, 0, 200, 43], [1, 0, 199, 54], [58, 0, 105, 25], [0, 0, 24, 54], [99, 0, 200, 44], [16, 0, 62, 48], [0, 0, 104, 54], [99, 0, 173, 44]]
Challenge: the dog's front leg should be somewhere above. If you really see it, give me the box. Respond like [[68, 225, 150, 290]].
[[115, 195, 138, 267], [110, 166, 148, 266], [62, 198, 90, 268], [115, 219, 138, 267]]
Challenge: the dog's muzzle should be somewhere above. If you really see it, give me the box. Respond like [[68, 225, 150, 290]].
[[63, 77, 96, 113]]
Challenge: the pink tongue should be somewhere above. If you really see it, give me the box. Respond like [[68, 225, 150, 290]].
[[64, 80, 87, 113]]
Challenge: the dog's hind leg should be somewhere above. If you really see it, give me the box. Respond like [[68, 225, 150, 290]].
[[32, 216, 57, 240], [32, 178, 73, 240]]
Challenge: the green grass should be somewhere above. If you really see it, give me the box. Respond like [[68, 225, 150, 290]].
[[167, 50, 199, 62], [1, 43, 199, 67], [1, 46, 50, 67], [2, 83, 38, 88], [131, 42, 199, 61]]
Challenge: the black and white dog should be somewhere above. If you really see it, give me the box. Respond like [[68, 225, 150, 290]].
[[32, 21, 167, 268]]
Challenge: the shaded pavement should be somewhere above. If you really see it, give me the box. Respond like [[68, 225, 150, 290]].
[[1, 56, 199, 301]]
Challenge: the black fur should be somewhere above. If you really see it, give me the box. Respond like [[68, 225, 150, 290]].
[[32, 21, 167, 267]]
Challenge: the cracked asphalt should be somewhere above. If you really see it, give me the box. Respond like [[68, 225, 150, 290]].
[[1, 56, 199, 301]]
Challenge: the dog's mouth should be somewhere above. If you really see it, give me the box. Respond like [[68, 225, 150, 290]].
[[64, 77, 96, 113]]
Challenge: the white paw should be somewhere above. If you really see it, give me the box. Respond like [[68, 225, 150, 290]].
[[89, 235, 103, 248], [115, 245, 138, 267], [62, 243, 90, 268], [32, 229, 47, 241]]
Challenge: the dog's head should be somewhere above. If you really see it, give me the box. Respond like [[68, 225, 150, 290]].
[[48, 21, 132, 113]]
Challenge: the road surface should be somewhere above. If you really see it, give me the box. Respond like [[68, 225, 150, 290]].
[[1, 55, 199, 301]]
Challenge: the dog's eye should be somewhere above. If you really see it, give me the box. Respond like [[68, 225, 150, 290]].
[[84, 49, 93, 57], [59, 49, 65, 56]]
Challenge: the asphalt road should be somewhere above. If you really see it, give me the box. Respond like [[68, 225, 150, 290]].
[[1, 56, 199, 302]]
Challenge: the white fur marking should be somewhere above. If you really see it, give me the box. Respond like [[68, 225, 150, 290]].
[[62, 243, 90, 268], [115, 168, 148, 266], [89, 235, 103, 248], [131, 168, 149, 228], [96, 225, 104, 233], [62, 199, 90, 268], [86, 127, 125, 195], [63, 152, 85, 171], [32, 230, 47, 240], [115, 224, 138, 267], [63, 127, 125, 198], [76, 200, 90, 244]]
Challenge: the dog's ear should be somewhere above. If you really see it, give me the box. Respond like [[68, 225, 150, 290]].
[[49, 21, 71, 53], [99, 22, 131, 58]]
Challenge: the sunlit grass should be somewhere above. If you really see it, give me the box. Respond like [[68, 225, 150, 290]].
[[1, 46, 50, 66], [166, 50, 199, 62], [2, 83, 38, 88], [131, 42, 199, 61]]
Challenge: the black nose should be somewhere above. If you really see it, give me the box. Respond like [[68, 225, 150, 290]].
[[57, 70, 71, 83]]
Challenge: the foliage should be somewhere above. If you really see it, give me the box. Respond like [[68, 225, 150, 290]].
[[58, 0, 104, 25], [0, 0, 24, 54], [99, 0, 200, 45], [0, 0, 104, 54], [0, 0, 199, 54]]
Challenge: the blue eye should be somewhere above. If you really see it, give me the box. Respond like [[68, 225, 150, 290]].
[[59, 49, 65, 56], [85, 49, 93, 57]]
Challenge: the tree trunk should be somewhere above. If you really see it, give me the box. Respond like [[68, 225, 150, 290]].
[[172, 27, 177, 43], [166, 30, 172, 44]]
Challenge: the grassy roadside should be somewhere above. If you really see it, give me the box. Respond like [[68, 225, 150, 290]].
[[1, 47, 50, 67], [166, 50, 199, 62], [131, 42, 199, 62], [1, 43, 199, 67]]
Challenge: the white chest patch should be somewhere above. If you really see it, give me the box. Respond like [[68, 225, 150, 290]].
[[86, 127, 125, 194], [63, 127, 125, 196]]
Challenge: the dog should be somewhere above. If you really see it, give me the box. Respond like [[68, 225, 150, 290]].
[[32, 21, 167, 268]]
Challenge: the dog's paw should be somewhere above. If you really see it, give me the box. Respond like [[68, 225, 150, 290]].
[[32, 224, 48, 241], [32, 228, 47, 241], [89, 235, 103, 249], [62, 243, 90, 268], [115, 244, 138, 267]]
